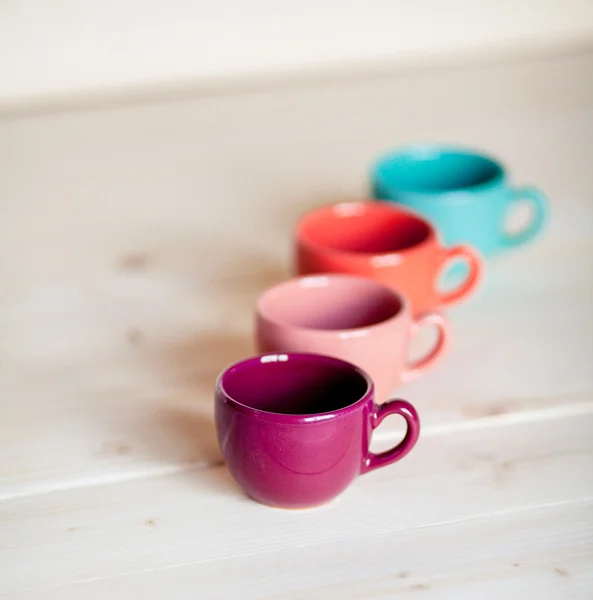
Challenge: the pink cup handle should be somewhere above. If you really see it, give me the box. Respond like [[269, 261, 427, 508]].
[[361, 399, 420, 474], [401, 311, 449, 382], [437, 245, 483, 307]]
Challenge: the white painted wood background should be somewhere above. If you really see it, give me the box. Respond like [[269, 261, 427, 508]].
[[2, 0, 593, 108], [1, 48, 592, 598]]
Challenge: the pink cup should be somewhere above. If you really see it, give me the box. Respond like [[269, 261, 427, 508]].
[[256, 274, 450, 401]]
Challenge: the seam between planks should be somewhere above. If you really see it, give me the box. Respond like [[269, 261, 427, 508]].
[[0, 397, 591, 502]]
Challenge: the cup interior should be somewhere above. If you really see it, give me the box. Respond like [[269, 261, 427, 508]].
[[259, 275, 403, 331], [374, 147, 503, 193], [298, 202, 431, 253], [220, 354, 370, 416]]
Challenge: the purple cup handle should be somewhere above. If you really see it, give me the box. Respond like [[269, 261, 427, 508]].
[[361, 399, 420, 474]]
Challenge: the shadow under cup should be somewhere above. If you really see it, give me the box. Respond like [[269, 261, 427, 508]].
[[215, 353, 419, 508]]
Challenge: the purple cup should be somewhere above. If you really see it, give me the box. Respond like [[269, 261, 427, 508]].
[[215, 352, 420, 509]]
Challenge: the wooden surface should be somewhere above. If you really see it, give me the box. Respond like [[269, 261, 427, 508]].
[[1, 49, 592, 598]]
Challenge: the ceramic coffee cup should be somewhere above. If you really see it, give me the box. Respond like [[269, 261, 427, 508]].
[[215, 352, 420, 508], [295, 201, 483, 315], [371, 145, 549, 259], [256, 274, 449, 402]]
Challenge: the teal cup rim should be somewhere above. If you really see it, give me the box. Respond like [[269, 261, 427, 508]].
[[371, 144, 506, 195]]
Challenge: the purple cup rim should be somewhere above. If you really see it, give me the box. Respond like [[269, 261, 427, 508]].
[[216, 352, 374, 424]]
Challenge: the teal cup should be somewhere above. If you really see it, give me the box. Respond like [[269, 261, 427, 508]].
[[371, 145, 549, 260]]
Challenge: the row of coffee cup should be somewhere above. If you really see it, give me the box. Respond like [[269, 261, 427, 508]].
[[214, 145, 548, 509]]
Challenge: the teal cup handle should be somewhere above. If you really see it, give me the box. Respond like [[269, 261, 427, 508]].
[[503, 186, 549, 249]]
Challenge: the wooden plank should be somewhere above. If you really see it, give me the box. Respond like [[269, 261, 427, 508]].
[[1, 412, 592, 595], [11, 500, 593, 600], [0, 53, 592, 496]]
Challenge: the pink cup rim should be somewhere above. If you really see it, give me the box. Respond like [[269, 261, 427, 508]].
[[257, 274, 409, 335], [295, 201, 437, 261], [216, 352, 374, 425]]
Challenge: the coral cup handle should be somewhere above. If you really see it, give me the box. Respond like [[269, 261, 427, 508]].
[[437, 245, 483, 307]]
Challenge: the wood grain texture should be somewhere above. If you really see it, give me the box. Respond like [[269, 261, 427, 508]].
[[11, 501, 593, 600], [1, 51, 592, 498], [1, 413, 592, 595], [0, 50, 592, 598]]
